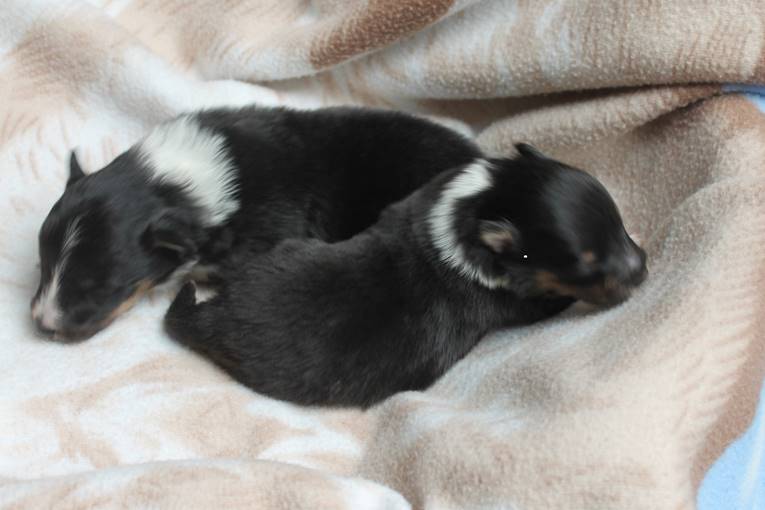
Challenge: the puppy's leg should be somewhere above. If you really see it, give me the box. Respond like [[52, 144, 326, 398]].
[[164, 283, 243, 377], [183, 263, 222, 303], [164, 282, 211, 349], [166, 281, 198, 315]]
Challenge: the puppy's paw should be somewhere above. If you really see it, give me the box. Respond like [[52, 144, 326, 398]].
[[165, 282, 201, 338], [173, 281, 198, 308]]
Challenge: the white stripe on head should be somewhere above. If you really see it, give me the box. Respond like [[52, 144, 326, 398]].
[[139, 115, 239, 227], [428, 160, 509, 289], [32, 217, 82, 331]]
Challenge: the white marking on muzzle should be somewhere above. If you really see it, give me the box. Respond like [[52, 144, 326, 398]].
[[32, 267, 62, 331], [31, 218, 81, 332]]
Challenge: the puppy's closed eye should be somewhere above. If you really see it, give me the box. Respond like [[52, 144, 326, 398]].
[[71, 306, 98, 326], [79, 278, 98, 292]]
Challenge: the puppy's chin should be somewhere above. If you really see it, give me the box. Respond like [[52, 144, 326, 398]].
[[51, 308, 127, 343], [575, 287, 633, 308], [52, 324, 106, 344], [46, 280, 154, 343], [535, 270, 643, 308]]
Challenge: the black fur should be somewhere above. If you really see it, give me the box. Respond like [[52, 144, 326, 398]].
[[33, 106, 481, 341], [164, 153, 647, 408]]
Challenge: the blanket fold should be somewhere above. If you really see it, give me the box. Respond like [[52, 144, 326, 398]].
[[1, 1, 763, 509]]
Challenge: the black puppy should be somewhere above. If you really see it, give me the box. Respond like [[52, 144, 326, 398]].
[[32, 106, 480, 341], [165, 147, 648, 408]]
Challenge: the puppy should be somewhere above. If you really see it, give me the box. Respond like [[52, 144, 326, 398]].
[[164, 146, 648, 408], [32, 106, 480, 341]]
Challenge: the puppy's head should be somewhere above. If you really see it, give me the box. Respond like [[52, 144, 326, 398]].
[[431, 144, 647, 306], [31, 152, 204, 342]]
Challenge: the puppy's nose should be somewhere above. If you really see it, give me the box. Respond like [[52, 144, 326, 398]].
[[31, 299, 58, 336], [34, 317, 56, 337], [625, 246, 647, 286]]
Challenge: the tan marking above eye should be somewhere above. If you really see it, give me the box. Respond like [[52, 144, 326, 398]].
[[581, 251, 596, 264]]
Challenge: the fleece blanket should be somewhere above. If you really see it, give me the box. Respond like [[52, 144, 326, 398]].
[[1, 1, 764, 509]]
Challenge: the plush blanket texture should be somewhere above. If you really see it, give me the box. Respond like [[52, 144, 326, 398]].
[[1, 1, 764, 509]]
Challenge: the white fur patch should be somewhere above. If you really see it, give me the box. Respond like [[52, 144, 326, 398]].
[[139, 115, 239, 226], [428, 160, 509, 289], [193, 285, 218, 304], [32, 218, 81, 331]]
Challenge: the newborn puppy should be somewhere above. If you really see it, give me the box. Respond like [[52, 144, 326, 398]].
[[32, 106, 480, 341], [165, 146, 648, 408]]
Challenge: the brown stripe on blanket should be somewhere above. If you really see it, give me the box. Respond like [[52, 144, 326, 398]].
[[2, 462, 373, 510], [5, 10, 129, 103], [0, 7, 131, 148], [309, 0, 455, 69]]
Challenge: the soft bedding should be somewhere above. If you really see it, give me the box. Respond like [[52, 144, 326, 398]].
[[1, 1, 764, 508]]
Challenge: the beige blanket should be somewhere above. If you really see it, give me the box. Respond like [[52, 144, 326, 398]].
[[1, 1, 764, 508]]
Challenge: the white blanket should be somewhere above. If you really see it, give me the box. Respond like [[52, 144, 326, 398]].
[[1, 1, 764, 508]]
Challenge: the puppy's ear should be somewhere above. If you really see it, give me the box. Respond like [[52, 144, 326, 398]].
[[67, 151, 85, 187], [478, 219, 520, 254], [142, 208, 201, 260], [515, 143, 546, 160]]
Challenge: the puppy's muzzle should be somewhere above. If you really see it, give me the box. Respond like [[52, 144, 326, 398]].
[[31, 280, 153, 342], [536, 248, 648, 308]]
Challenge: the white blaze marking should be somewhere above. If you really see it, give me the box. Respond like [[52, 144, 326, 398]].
[[32, 267, 62, 331], [138, 115, 239, 226], [428, 160, 509, 289], [32, 218, 81, 331]]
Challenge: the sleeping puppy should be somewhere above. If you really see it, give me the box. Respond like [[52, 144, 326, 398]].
[[164, 145, 648, 408], [31, 106, 480, 341]]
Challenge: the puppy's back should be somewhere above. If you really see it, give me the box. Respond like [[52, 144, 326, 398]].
[[165, 236, 436, 407], [198, 106, 482, 241]]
